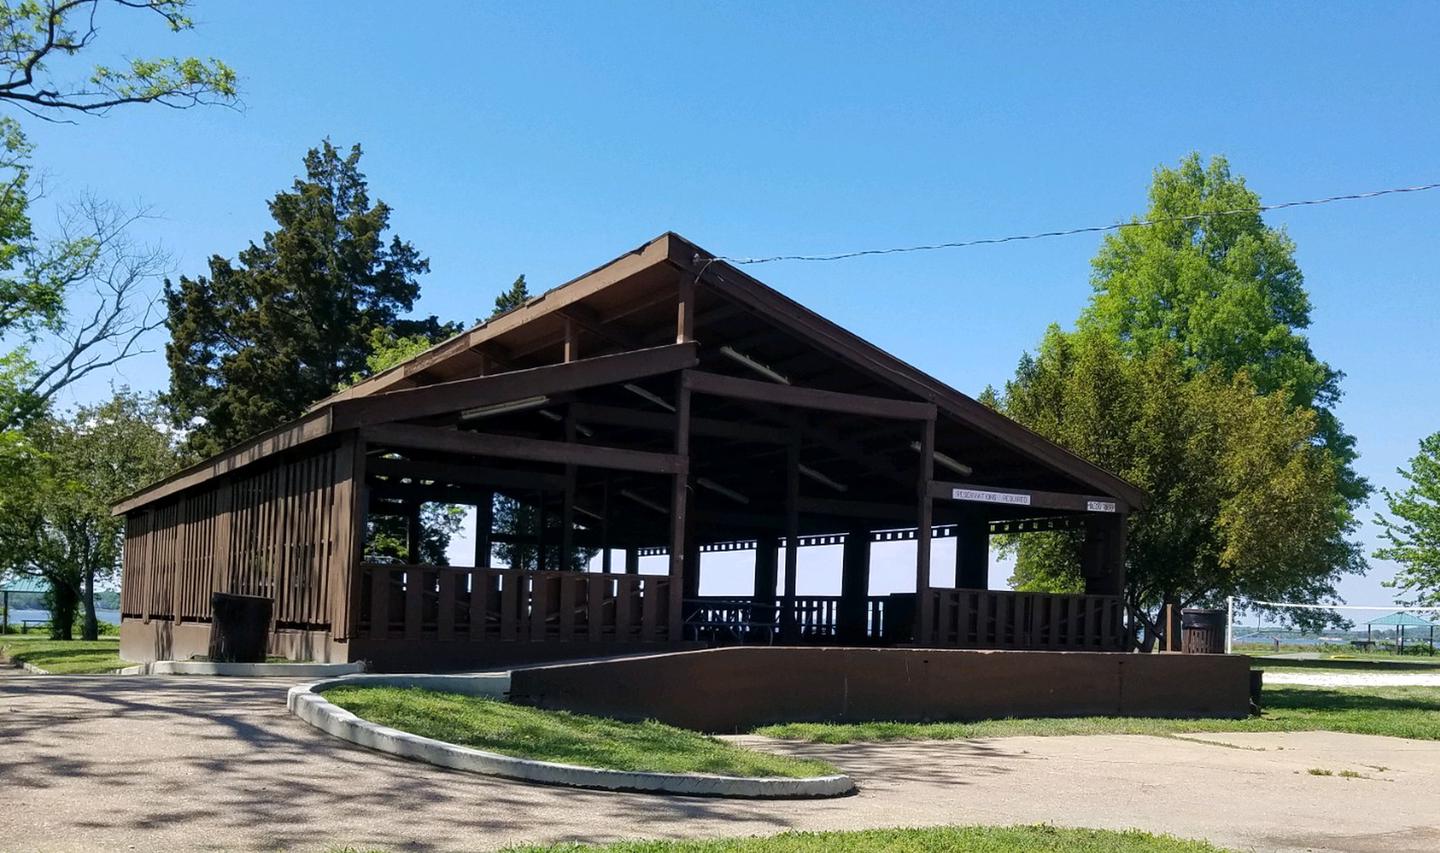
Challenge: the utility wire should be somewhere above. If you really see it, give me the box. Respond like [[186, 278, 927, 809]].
[[712, 180, 1440, 266]]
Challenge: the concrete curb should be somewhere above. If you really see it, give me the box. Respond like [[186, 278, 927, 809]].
[[119, 660, 366, 677], [288, 675, 855, 799]]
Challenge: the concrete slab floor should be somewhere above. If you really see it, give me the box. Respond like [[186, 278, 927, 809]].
[[1, 670, 1437, 853]]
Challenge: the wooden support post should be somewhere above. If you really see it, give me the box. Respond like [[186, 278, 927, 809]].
[[954, 510, 989, 589], [677, 273, 696, 343], [1082, 514, 1127, 597], [781, 438, 800, 641], [562, 316, 579, 363], [625, 547, 640, 575], [914, 417, 936, 645], [600, 478, 613, 574], [474, 490, 493, 569], [535, 496, 547, 572], [668, 375, 692, 640], [405, 500, 422, 565], [754, 535, 779, 641], [561, 409, 577, 572], [839, 524, 871, 644]]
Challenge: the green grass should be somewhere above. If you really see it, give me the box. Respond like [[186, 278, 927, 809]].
[[1249, 654, 1440, 671], [320, 685, 837, 778], [493, 825, 1231, 852], [754, 685, 1440, 743], [0, 635, 130, 674]]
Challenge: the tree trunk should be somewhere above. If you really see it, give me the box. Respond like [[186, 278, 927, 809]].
[[81, 564, 98, 641], [46, 578, 78, 641]]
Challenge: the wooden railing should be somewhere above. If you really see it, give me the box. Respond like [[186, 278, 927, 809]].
[[355, 564, 673, 643], [685, 595, 889, 643], [924, 588, 1125, 651]]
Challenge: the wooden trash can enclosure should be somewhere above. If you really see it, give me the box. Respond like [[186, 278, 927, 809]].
[[208, 593, 273, 663], [1181, 608, 1226, 655]]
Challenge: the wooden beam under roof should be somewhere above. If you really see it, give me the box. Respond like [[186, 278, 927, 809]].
[[331, 342, 699, 429], [361, 423, 689, 475], [931, 480, 1129, 515], [682, 369, 937, 421]]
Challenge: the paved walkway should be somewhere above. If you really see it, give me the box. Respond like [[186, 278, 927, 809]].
[[1264, 671, 1440, 687], [3, 670, 1438, 853]]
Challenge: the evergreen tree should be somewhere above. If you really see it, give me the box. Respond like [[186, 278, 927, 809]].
[[164, 140, 450, 457]]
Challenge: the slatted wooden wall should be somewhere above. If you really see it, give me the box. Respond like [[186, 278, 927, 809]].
[[120, 439, 360, 635]]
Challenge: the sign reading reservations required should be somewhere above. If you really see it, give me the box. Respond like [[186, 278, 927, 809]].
[[951, 488, 1031, 506]]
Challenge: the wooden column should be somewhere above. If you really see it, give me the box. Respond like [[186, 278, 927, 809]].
[[561, 409, 577, 572], [625, 547, 640, 575], [600, 478, 613, 574], [328, 434, 368, 643], [1082, 514, 1127, 597], [405, 500, 423, 564], [954, 510, 989, 589], [914, 417, 936, 645], [676, 274, 696, 343], [753, 536, 779, 603], [839, 524, 871, 644], [534, 497, 547, 572], [781, 438, 800, 641], [474, 490, 493, 569], [668, 375, 692, 640]]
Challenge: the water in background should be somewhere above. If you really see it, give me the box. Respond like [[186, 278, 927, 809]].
[[5, 608, 121, 626]]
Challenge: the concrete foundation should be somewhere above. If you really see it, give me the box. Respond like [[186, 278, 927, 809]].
[[508, 646, 1252, 732], [119, 619, 346, 664]]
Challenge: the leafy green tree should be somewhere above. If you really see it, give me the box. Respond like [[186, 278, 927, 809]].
[[0, 391, 179, 639], [0, 1, 236, 118], [993, 329, 1356, 648], [1374, 432, 1440, 605], [164, 140, 451, 457], [1079, 153, 1365, 505]]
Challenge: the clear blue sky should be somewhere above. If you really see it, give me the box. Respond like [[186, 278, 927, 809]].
[[22, 1, 1440, 606]]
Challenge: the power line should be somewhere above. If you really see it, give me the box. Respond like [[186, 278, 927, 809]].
[[713, 180, 1440, 266]]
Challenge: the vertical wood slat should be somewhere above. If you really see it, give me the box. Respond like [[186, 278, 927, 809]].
[[469, 568, 488, 641], [369, 566, 387, 638], [615, 574, 633, 641], [531, 574, 550, 641], [936, 589, 952, 645], [587, 574, 604, 643], [500, 573, 518, 641], [437, 570, 456, 639], [404, 570, 422, 640], [641, 577, 658, 641], [558, 573, 576, 641]]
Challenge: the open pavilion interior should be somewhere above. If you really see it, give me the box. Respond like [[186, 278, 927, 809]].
[[114, 232, 1147, 669]]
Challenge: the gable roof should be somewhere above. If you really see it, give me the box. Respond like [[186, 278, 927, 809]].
[[115, 231, 1147, 515]]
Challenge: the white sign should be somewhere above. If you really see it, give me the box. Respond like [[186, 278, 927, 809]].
[[1086, 500, 1118, 513], [952, 488, 1031, 506]]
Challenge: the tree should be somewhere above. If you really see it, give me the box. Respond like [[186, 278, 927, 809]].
[[164, 140, 450, 457], [1374, 432, 1440, 605], [0, 1, 236, 120], [492, 274, 529, 317], [1080, 153, 1366, 505], [992, 328, 1357, 648], [0, 390, 179, 639]]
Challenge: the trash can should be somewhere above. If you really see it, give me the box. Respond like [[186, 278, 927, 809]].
[[1180, 608, 1226, 654], [208, 592, 273, 663]]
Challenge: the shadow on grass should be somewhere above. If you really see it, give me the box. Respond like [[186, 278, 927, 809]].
[[1264, 686, 1440, 713]]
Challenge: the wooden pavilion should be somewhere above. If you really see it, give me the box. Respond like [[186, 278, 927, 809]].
[[114, 233, 1146, 669]]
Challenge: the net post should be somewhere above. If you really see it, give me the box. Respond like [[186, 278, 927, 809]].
[[1225, 596, 1235, 655]]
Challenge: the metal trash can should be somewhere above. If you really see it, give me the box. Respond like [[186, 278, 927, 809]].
[[1180, 608, 1226, 654], [208, 592, 273, 663]]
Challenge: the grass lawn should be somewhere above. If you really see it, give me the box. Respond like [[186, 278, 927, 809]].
[[0, 634, 129, 674], [755, 685, 1440, 743], [320, 685, 837, 778], [494, 826, 1231, 852]]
